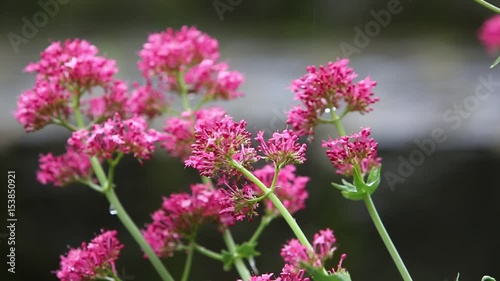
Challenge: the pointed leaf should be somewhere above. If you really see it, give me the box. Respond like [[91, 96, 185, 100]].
[[491, 56, 500, 68], [341, 190, 365, 201], [482, 276, 496, 281], [331, 182, 350, 192], [236, 241, 260, 258], [305, 266, 352, 281]]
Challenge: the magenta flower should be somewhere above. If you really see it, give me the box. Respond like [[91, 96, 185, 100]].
[[185, 115, 258, 178], [255, 130, 307, 167], [286, 59, 379, 137], [219, 184, 258, 221], [142, 183, 233, 257], [68, 113, 163, 161], [138, 26, 219, 78], [185, 59, 244, 100], [322, 128, 381, 176], [250, 165, 309, 215], [15, 79, 71, 132], [127, 83, 167, 119], [55, 230, 123, 281], [244, 265, 310, 281], [478, 15, 500, 53], [37, 148, 93, 187], [82, 80, 129, 120], [162, 107, 226, 160], [281, 228, 343, 273], [25, 39, 118, 89]]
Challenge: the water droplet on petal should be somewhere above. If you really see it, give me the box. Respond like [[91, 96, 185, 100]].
[[324, 108, 331, 113]]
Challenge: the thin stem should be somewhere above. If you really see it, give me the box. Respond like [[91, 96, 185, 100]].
[[78, 179, 103, 193], [223, 229, 251, 281], [248, 215, 274, 245], [71, 88, 85, 129], [329, 108, 346, 136], [231, 160, 313, 251], [177, 71, 191, 111], [51, 117, 78, 131], [476, 0, 500, 13], [181, 238, 196, 281], [105, 187, 175, 281], [193, 242, 224, 261], [363, 193, 412, 281]]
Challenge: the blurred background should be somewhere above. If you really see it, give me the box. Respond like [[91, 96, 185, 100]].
[[1, 0, 500, 281]]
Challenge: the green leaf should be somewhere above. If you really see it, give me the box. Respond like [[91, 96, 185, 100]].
[[341, 190, 365, 201], [491, 56, 500, 68], [221, 250, 234, 271], [331, 182, 350, 192], [482, 276, 496, 281], [364, 166, 381, 194], [236, 241, 260, 258], [305, 266, 352, 281]]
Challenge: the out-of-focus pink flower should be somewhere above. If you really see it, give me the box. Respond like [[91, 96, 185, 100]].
[[186, 59, 244, 100], [127, 83, 167, 119], [185, 115, 258, 178], [478, 15, 500, 53], [250, 165, 309, 215], [138, 26, 219, 78], [162, 107, 226, 160], [25, 39, 118, 89], [255, 130, 307, 167], [68, 113, 163, 161], [15, 79, 71, 132], [322, 128, 381, 176], [243, 265, 310, 281], [82, 80, 129, 120], [37, 148, 93, 187], [142, 183, 233, 257], [55, 230, 123, 281], [286, 59, 379, 137], [281, 229, 343, 273]]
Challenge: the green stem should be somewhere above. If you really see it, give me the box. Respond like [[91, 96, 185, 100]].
[[105, 187, 175, 281], [231, 160, 313, 251], [181, 238, 196, 281], [476, 0, 500, 13], [193, 243, 224, 261], [223, 229, 251, 281], [177, 71, 191, 111], [248, 215, 274, 245], [363, 193, 412, 281], [329, 108, 346, 136]]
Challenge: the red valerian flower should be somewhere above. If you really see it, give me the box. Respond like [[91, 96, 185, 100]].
[[478, 15, 500, 54], [37, 148, 93, 187], [255, 130, 307, 167]]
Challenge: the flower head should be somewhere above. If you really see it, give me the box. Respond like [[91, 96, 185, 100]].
[[322, 128, 381, 176], [220, 184, 258, 221], [478, 15, 500, 53], [15, 79, 71, 132], [142, 183, 233, 257], [68, 113, 163, 161], [162, 107, 226, 160], [185, 115, 258, 178], [82, 80, 129, 120], [127, 83, 167, 119], [243, 265, 310, 281], [256, 130, 307, 167], [286, 59, 379, 137], [281, 228, 343, 273], [250, 165, 309, 215], [55, 230, 123, 281], [138, 26, 219, 78], [37, 148, 93, 187], [25, 39, 118, 89]]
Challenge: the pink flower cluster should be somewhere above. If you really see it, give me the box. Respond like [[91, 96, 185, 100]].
[[185, 115, 258, 178], [68, 113, 163, 161], [162, 107, 226, 160], [127, 84, 168, 119], [25, 39, 118, 89], [478, 15, 500, 53], [250, 165, 309, 215], [82, 80, 129, 120], [322, 128, 381, 176], [138, 26, 243, 100], [142, 183, 233, 257], [56, 230, 123, 281], [37, 148, 93, 187], [281, 229, 345, 273], [15, 80, 70, 132], [245, 265, 310, 281], [256, 130, 307, 167], [220, 184, 259, 221], [287, 59, 379, 136]]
